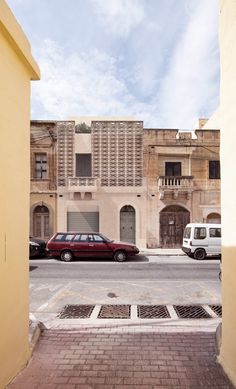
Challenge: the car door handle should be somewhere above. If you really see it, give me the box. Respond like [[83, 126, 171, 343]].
[[89, 244, 94, 246]]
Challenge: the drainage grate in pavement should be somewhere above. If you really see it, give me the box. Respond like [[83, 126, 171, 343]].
[[58, 305, 95, 319], [209, 305, 222, 317], [98, 305, 131, 319], [173, 305, 211, 319], [138, 305, 171, 319]]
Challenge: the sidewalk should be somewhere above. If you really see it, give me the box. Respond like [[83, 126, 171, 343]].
[[139, 248, 184, 256], [8, 249, 227, 388], [8, 325, 234, 389]]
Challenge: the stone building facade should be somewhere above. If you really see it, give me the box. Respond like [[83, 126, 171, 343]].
[[57, 120, 147, 248], [144, 127, 220, 247], [30, 119, 220, 248], [30, 120, 58, 240]]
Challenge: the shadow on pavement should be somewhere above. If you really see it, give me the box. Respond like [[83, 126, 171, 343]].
[[29, 265, 38, 272]]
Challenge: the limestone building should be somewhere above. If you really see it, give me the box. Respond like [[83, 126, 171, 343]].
[[30, 119, 220, 249], [144, 125, 221, 247], [57, 120, 147, 248], [30, 121, 58, 240]]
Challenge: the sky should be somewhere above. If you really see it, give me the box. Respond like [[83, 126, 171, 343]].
[[7, 0, 220, 129]]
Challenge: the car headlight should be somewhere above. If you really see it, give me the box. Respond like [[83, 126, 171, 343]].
[[30, 241, 40, 247]]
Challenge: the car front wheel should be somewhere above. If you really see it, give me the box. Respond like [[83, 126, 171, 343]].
[[60, 250, 73, 262], [113, 250, 127, 262]]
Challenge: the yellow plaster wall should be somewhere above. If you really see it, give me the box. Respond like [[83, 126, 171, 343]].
[[0, 1, 40, 387], [218, 0, 236, 385]]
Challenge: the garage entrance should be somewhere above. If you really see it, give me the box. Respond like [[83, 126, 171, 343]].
[[67, 212, 99, 232], [160, 205, 190, 247]]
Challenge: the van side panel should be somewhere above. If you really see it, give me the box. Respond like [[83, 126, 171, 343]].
[[182, 223, 221, 257]]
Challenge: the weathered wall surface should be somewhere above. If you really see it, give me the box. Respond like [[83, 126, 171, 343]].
[[218, 0, 236, 385], [0, 2, 39, 387]]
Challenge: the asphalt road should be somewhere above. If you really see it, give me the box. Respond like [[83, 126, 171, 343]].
[[29, 254, 221, 325], [30, 254, 221, 281]]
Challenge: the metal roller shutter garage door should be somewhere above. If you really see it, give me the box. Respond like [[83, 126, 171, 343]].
[[67, 212, 99, 232]]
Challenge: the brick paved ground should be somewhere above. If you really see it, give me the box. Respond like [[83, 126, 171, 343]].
[[8, 329, 234, 389]]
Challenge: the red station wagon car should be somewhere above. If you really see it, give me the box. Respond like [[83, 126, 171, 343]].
[[46, 232, 140, 262]]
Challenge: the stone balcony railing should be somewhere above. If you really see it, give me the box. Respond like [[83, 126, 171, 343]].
[[157, 176, 193, 199], [68, 177, 98, 192]]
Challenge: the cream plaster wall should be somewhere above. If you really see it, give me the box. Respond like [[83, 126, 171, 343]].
[[75, 133, 91, 154], [0, 2, 40, 387], [57, 191, 147, 248], [218, 0, 236, 385]]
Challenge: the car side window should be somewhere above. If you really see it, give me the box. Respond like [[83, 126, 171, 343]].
[[194, 227, 206, 239], [74, 234, 81, 241], [54, 234, 73, 242], [54, 234, 64, 241], [93, 234, 104, 242], [79, 234, 88, 242], [65, 234, 74, 241]]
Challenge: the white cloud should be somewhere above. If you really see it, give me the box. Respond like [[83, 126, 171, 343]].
[[154, 0, 219, 128], [91, 0, 145, 36], [29, 0, 219, 130], [31, 39, 138, 119]]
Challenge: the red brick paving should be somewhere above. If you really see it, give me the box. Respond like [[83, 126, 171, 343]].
[[7, 330, 234, 388]]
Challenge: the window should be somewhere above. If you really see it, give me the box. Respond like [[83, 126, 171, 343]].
[[76, 154, 92, 177], [35, 153, 47, 179], [183, 227, 191, 239], [165, 162, 181, 176], [54, 234, 74, 242], [93, 234, 104, 242], [209, 161, 220, 179], [194, 227, 206, 239], [209, 228, 221, 238], [79, 234, 88, 242]]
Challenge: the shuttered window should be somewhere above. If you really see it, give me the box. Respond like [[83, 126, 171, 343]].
[[165, 162, 181, 176], [76, 154, 92, 177]]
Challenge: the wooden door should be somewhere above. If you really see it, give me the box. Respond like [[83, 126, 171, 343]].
[[120, 205, 135, 244], [160, 206, 190, 247]]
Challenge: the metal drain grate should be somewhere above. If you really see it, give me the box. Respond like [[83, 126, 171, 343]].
[[138, 305, 170, 319], [58, 305, 95, 319], [173, 305, 211, 319], [98, 305, 131, 319], [209, 305, 222, 317]]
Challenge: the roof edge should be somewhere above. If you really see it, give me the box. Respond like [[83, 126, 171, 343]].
[[0, 0, 40, 80]]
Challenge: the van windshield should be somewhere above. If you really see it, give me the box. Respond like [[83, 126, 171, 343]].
[[184, 227, 191, 239]]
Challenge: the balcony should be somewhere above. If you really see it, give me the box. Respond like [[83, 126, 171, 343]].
[[157, 176, 193, 199], [68, 177, 98, 192]]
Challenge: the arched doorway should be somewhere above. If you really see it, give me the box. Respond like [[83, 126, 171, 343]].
[[206, 213, 221, 224], [160, 205, 190, 247], [33, 205, 50, 240], [120, 205, 135, 244]]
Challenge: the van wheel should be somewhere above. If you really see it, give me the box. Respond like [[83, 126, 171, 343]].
[[60, 250, 73, 262], [194, 248, 206, 260]]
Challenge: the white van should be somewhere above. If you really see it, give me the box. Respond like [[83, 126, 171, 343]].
[[182, 223, 221, 260]]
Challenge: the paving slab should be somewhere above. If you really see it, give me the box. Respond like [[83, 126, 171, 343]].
[[8, 328, 234, 389]]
